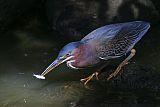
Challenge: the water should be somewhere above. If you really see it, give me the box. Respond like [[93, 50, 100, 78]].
[[0, 10, 160, 107], [0, 49, 86, 107], [0, 24, 94, 106]]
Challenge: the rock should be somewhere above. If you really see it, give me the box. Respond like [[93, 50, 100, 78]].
[[45, 0, 159, 40], [100, 63, 160, 92], [74, 63, 160, 106], [0, 0, 40, 33]]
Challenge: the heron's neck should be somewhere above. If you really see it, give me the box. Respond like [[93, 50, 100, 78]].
[[70, 44, 100, 68]]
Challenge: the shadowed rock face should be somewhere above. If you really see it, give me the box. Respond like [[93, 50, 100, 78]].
[[152, 0, 160, 13], [46, 0, 159, 40]]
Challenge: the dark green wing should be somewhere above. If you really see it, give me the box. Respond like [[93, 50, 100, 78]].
[[81, 21, 150, 60]]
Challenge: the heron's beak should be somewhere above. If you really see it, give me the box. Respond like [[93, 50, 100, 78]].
[[40, 55, 74, 76]]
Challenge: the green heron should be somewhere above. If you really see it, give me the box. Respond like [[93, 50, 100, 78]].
[[34, 21, 150, 85]]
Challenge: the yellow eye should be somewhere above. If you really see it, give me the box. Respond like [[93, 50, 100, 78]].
[[60, 56, 65, 59], [60, 53, 70, 59]]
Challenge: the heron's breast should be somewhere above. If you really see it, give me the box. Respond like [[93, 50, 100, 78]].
[[72, 44, 100, 68]]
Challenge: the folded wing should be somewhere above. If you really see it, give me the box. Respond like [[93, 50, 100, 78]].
[[81, 21, 150, 60]]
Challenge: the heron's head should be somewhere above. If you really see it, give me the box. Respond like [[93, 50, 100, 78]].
[[41, 41, 82, 76]]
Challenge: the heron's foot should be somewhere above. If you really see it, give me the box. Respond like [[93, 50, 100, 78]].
[[107, 49, 136, 81], [80, 72, 99, 85]]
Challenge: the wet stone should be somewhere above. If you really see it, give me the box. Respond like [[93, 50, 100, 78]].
[[99, 63, 160, 92]]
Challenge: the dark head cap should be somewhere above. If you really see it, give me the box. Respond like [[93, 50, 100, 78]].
[[58, 41, 82, 58]]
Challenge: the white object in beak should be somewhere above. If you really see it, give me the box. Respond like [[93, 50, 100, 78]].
[[33, 74, 45, 79]]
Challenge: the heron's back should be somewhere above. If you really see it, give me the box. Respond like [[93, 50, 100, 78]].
[[81, 21, 150, 60]]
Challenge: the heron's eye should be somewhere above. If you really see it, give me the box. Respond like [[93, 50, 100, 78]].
[[59, 53, 70, 59], [60, 56, 65, 59]]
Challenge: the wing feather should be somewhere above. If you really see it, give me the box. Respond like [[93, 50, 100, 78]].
[[81, 21, 150, 60]]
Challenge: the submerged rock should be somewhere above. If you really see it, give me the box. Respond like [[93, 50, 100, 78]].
[[45, 0, 159, 40]]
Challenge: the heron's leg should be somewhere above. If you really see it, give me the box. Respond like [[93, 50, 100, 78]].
[[80, 63, 109, 85], [107, 49, 136, 81], [80, 72, 99, 85]]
